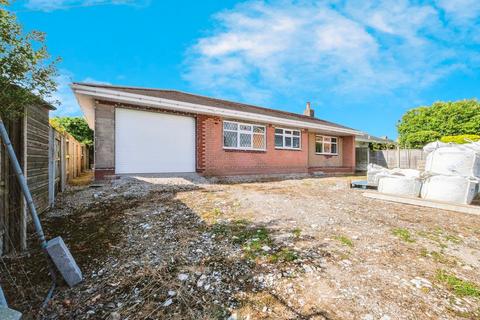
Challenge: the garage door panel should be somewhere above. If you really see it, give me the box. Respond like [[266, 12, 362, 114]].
[[115, 108, 195, 174]]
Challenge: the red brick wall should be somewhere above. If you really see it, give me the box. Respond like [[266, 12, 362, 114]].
[[197, 115, 309, 176], [341, 135, 356, 171]]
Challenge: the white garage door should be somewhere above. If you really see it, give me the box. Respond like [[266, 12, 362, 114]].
[[115, 108, 196, 174]]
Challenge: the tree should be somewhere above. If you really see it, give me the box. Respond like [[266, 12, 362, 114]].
[[0, 0, 60, 120], [51, 117, 93, 146], [397, 99, 480, 148]]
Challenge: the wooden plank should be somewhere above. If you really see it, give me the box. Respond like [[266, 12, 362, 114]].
[[363, 191, 480, 216]]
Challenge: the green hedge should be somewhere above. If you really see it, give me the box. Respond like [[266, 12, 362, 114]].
[[403, 130, 441, 148], [440, 135, 480, 144]]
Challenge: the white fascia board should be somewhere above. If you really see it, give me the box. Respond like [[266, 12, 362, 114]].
[[71, 84, 361, 135]]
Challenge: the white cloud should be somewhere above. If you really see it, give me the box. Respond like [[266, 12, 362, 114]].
[[183, 0, 480, 106], [24, 0, 148, 12], [435, 0, 480, 24], [50, 70, 110, 117]]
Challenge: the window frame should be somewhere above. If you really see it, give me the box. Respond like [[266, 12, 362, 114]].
[[274, 127, 302, 150], [223, 120, 266, 151], [315, 135, 338, 155]]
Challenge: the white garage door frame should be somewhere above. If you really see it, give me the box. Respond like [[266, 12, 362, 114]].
[[115, 108, 196, 174]]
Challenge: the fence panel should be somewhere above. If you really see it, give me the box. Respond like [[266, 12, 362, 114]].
[[369, 148, 426, 170]]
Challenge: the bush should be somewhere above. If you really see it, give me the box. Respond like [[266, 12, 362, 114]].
[[403, 130, 441, 148], [398, 99, 480, 147], [440, 135, 480, 144]]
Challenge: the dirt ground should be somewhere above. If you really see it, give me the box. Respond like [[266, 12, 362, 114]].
[[2, 174, 480, 319]]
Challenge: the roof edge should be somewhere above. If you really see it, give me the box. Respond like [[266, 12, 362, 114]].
[[72, 84, 362, 135]]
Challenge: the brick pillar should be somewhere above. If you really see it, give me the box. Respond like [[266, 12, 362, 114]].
[[342, 135, 356, 171]]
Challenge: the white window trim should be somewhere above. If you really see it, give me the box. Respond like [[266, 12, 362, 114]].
[[223, 120, 266, 151], [315, 135, 338, 155], [274, 127, 302, 150]]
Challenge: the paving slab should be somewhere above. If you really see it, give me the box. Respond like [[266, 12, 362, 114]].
[[363, 191, 480, 215]]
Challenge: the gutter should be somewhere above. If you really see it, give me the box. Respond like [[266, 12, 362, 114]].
[[71, 84, 362, 136]]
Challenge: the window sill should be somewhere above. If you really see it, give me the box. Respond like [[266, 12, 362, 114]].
[[315, 153, 339, 156], [223, 147, 266, 153], [275, 147, 302, 151]]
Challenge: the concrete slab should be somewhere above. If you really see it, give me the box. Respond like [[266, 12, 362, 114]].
[[0, 307, 22, 320], [363, 192, 480, 216], [46, 237, 83, 287]]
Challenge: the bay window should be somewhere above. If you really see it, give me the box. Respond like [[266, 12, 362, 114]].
[[223, 121, 266, 150]]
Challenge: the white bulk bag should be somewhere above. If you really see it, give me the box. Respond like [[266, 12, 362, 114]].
[[367, 164, 390, 186], [378, 175, 422, 197], [425, 146, 480, 178], [421, 175, 479, 205], [423, 141, 451, 154]]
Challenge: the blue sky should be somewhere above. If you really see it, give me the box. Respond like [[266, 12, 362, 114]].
[[12, 0, 480, 139]]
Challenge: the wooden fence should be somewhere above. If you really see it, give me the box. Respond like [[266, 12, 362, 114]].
[[369, 148, 426, 170], [1, 119, 90, 255], [47, 127, 90, 206]]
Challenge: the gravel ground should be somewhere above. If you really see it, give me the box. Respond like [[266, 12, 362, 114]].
[[1, 175, 479, 319]]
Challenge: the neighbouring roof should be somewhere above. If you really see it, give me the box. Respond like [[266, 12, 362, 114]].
[[356, 133, 396, 144], [72, 82, 357, 133]]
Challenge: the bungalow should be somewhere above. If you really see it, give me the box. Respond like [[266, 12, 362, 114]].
[[71, 83, 362, 180]]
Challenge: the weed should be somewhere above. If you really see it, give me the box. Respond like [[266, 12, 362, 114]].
[[268, 248, 298, 263], [392, 228, 415, 243], [292, 228, 302, 239], [212, 220, 299, 264], [335, 235, 354, 248], [436, 270, 480, 298]]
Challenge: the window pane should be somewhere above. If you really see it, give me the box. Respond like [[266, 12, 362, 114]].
[[324, 144, 331, 153], [240, 124, 252, 131], [275, 128, 283, 134], [275, 135, 283, 147], [253, 134, 265, 149], [293, 130, 300, 136], [240, 133, 252, 147], [315, 135, 323, 142], [224, 131, 237, 147], [253, 126, 265, 133], [285, 136, 292, 147], [315, 142, 323, 153], [331, 143, 337, 154], [324, 137, 331, 142], [224, 122, 238, 130], [293, 137, 300, 148], [285, 130, 292, 135], [331, 137, 337, 143]]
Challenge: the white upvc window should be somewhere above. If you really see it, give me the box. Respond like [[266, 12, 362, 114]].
[[275, 128, 301, 149], [223, 120, 266, 150], [315, 135, 338, 155]]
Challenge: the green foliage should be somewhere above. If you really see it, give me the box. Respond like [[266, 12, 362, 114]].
[[397, 100, 480, 148], [0, 0, 60, 120], [403, 130, 441, 148], [334, 235, 354, 248], [51, 117, 93, 146], [436, 270, 480, 298], [392, 228, 415, 243], [440, 134, 480, 144], [370, 142, 397, 151]]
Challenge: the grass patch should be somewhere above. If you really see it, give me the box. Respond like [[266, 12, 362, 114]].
[[417, 228, 463, 248], [420, 249, 457, 266], [212, 220, 297, 263], [392, 228, 415, 243], [268, 248, 298, 263], [292, 228, 302, 239], [436, 270, 480, 298], [334, 235, 354, 248]]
